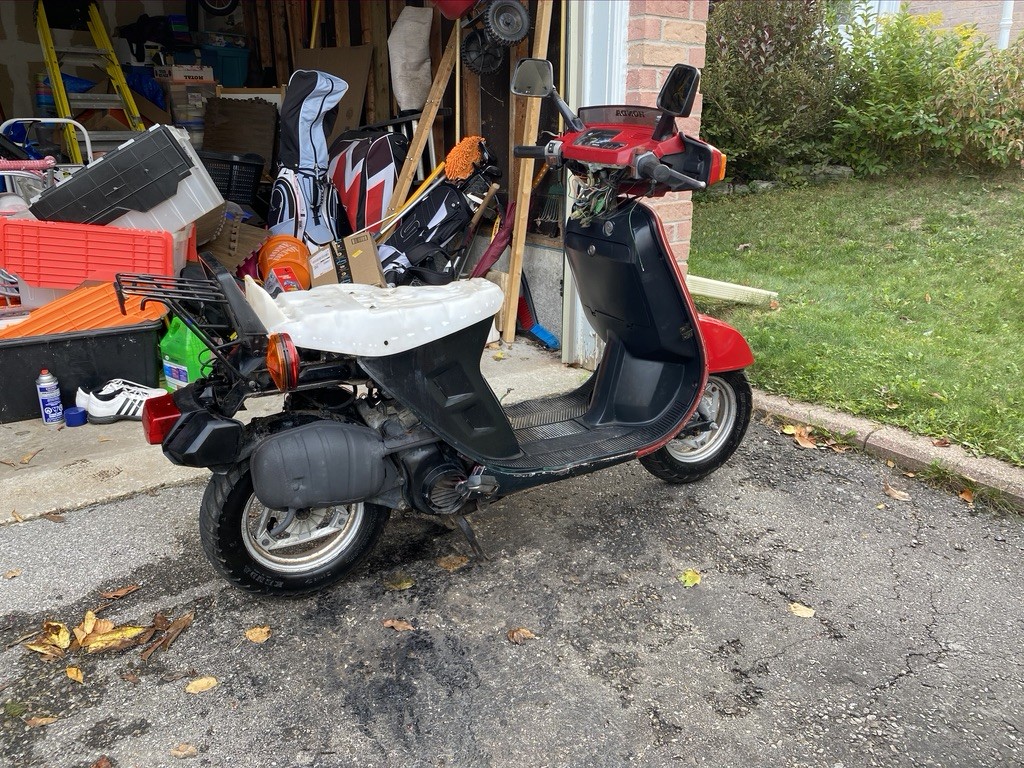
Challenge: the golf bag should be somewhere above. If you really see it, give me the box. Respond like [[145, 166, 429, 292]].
[[328, 130, 409, 234], [378, 181, 472, 285], [268, 70, 349, 247]]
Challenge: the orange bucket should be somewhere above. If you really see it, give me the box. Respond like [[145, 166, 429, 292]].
[[258, 234, 312, 289]]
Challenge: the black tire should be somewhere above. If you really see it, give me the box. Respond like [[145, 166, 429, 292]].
[[199, 0, 239, 15], [640, 371, 752, 484], [199, 462, 390, 596], [484, 0, 530, 46]]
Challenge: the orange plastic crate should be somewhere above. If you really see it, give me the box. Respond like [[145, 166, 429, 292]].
[[0, 218, 176, 290], [0, 283, 166, 339]]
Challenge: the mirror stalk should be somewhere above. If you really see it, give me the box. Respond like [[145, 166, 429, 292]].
[[552, 91, 586, 132]]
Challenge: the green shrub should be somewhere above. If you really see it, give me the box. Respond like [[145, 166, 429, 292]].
[[831, 6, 986, 174], [935, 38, 1024, 169], [701, 0, 846, 180]]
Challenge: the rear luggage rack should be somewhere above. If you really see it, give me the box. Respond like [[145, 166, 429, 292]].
[[114, 272, 256, 380]]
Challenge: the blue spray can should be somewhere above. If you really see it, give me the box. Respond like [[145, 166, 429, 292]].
[[36, 369, 64, 425]]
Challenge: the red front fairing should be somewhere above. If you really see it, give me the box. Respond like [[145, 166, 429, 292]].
[[698, 315, 755, 373], [561, 105, 723, 196]]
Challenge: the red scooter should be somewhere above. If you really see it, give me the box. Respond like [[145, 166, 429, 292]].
[[117, 59, 752, 596]]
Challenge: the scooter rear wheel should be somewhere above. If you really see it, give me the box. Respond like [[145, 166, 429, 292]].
[[640, 371, 752, 484], [199, 462, 390, 596]]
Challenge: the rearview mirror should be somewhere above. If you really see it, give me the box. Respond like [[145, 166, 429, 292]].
[[511, 58, 554, 98], [656, 64, 700, 117]]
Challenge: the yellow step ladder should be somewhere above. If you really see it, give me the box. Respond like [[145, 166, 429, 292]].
[[35, 0, 144, 164]]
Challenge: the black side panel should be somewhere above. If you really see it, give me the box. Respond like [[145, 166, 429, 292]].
[[564, 201, 701, 362], [359, 319, 521, 461]]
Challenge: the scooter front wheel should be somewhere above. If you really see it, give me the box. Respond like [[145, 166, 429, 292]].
[[640, 371, 752, 484], [199, 463, 390, 596]]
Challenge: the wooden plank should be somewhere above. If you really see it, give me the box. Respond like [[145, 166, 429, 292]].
[[428, 6, 445, 164], [286, 0, 306, 64], [359, 0, 390, 124], [251, 0, 274, 71], [684, 275, 778, 306], [461, 68, 481, 138], [501, 0, 554, 343], [270, 0, 291, 85], [386, 25, 459, 217], [388, 0, 406, 25], [332, 0, 351, 46], [508, 35, 530, 192]]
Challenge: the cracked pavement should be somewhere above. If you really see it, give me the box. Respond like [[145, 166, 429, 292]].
[[1, 421, 1023, 767]]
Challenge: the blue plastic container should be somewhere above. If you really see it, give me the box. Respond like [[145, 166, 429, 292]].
[[201, 45, 250, 87]]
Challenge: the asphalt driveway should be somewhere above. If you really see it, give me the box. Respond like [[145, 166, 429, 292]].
[[1, 421, 1022, 767]]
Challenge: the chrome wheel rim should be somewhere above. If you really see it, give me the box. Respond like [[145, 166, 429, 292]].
[[241, 497, 365, 574], [666, 376, 738, 464]]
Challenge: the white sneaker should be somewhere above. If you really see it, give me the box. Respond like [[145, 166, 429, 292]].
[[76, 380, 166, 424]]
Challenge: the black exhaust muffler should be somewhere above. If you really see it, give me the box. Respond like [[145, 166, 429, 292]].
[[250, 421, 387, 510]]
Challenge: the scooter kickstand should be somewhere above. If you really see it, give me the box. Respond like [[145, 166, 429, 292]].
[[452, 513, 489, 561]]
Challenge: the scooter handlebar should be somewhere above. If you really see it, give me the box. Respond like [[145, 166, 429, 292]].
[[635, 152, 706, 192], [513, 145, 548, 159]]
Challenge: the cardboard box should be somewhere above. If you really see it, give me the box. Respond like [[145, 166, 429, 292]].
[[264, 265, 304, 297], [309, 242, 341, 287], [342, 231, 386, 287], [153, 65, 216, 83]]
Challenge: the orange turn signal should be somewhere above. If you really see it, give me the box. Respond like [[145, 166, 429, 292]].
[[709, 148, 727, 186], [266, 332, 300, 391]]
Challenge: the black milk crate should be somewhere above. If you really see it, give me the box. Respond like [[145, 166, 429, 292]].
[[197, 150, 264, 207]]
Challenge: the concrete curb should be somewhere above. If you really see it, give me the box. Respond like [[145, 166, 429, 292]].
[[753, 390, 1024, 509]]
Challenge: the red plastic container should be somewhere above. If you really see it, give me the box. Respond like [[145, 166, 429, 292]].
[[0, 218, 180, 290], [434, 0, 476, 19]]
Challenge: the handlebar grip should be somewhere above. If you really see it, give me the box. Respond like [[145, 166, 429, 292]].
[[513, 145, 547, 159], [636, 152, 706, 192]]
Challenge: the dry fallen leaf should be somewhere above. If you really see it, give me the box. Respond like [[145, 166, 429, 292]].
[[769, 299, 780, 311], [11, 510, 24, 523], [678, 568, 702, 588], [40, 513, 65, 524], [66, 666, 84, 684], [883, 480, 911, 502], [876, 503, 887, 510], [4, 568, 22, 579], [437, 554, 470, 572], [788, 602, 816, 618], [507, 627, 537, 645], [781, 424, 797, 435], [85, 625, 147, 654], [90, 757, 114, 768], [384, 573, 414, 591], [933, 437, 951, 448], [886, 460, 895, 468], [245, 626, 272, 644], [141, 611, 196, 660], [885, 402, 900, 410], [99, 585, 140, 600], [170, 743, 199, 759], [382, 618, 415, 632], [925, 292, 932, 304], [185, 676, 218, 694], [736, 242, 752, 251], [0, 459, 16, 468], [793, 425, 817, 449], [24, 715, 58, 728], [121, 672, 141, 685], [903, 471, 917, 478], [959, 489, 975, 504], [492, 351, 506, 361], [20, 449, 42, 465]]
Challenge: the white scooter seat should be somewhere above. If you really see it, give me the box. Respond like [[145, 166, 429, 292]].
[[244, 276, 504, 357]]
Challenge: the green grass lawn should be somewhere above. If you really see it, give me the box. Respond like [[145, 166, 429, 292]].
[[690, 170, 1024, 466]]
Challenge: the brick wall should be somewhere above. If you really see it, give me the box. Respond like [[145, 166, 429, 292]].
[[906, 0, 1023, 46], [625, 0, 709, 269]]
